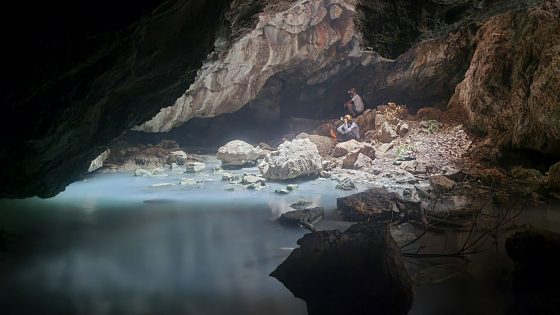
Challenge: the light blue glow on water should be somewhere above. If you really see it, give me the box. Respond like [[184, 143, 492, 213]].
[[0, 159, 357, 315]]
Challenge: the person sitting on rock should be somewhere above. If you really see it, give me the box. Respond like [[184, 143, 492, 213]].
[[344, 88, 365, 117], [337, 115, 360, 142]]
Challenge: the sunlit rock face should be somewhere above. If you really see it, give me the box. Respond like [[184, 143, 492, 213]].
[[136, 0, 359, 132], [0, 0, 231, 198], [449, 1, 560, 157]]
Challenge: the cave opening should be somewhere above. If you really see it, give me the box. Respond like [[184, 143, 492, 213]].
[[1, 0, 560, 315]]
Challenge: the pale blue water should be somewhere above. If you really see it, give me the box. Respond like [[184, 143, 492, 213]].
[[0, 164, 355, 315], [2, 160, 559, 315]]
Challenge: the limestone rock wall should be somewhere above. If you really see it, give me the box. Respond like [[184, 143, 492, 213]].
[[135, 0, 359, 132], [449, 1, 560, 156]]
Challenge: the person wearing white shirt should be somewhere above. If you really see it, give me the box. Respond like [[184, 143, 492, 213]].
[[344, 87, 365, 117]]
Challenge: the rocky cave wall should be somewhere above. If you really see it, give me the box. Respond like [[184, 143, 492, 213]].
[[0, 0, 232, 198], [1, 0, 558, 198]]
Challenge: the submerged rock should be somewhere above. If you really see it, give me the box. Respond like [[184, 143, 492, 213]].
[[259, 139, 322, 180], [241, 174, 265, 186], [166, 150, 188, 165], [290, 201, 313, 210], [217, 140, 262, 169], [270, 222, 413, 315], [337, 187, 422, 222], [277, 207, 325, 228], [185, 162, 205, 173], [134, 169, 152, 177], [335, 177, 356, 191]]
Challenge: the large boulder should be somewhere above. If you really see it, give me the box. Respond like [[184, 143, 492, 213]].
[[270, 222, 413, 315], [333, 139, 362, 158], [354, 109, 377, 134], [548, 162, 560, 190], [217, 140, 262, 169], [378, 121, 398, 143], [259, 139, 322, 180], [295, 133, 336, 157], [337, 187, 422, 222]]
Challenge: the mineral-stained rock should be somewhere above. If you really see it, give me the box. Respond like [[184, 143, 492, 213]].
[[550, 162, 560, 190], [277, 207, 325, 227], [429, 175, 456, 193], [259, 139, 322, 180], [449, 2, 560, 157], [295, 133, 336, 157], [270, 221, 413, 315], [217, 140, 262, 169], [378, 121, 398, 143], [333, 139, 362, 158], [337, 187, 422, 222]]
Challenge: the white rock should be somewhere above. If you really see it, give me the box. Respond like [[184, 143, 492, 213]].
[[186, 162, 206, 173], [217, 140, 262, 168], [259, 139, 322, 180], [88, 149, 110, 173]]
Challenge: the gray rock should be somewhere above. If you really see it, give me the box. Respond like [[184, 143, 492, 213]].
[[259, 139, 322, 180], [295, 133, 336, 157], [354, 153, 373, 170], [277, 207, 325, 227], [275, 189, 290, 194], [333, 139, 361, 158], [378, 122, 398, 143], [166, 150, 188, 165], [270, 222, 413, 315], [170, 163, 183, 173], [429, 175, 456, 193], [241, 174, 265, 186], [185, 162, 205, 173], [335, 177, 356, 191], [221, 173, 240, 182], [88, 149, 110, 173], [290, 201, 313, 210], [397, 121, 410, 136], [337, 187, 422, 222], [217, 140, 262, 169], [134, 169, 152, 177]]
